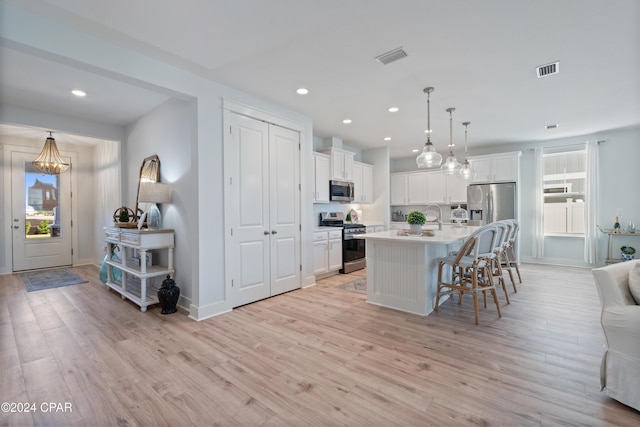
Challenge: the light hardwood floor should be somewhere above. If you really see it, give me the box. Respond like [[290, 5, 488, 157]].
[[1, 263, 639, 426]]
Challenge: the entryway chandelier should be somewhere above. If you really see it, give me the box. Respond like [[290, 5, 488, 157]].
[[32, 131, 70, 175], [416, 87, 443, 168], [440, 107, 462, 174], [458, 121, 476, 180]]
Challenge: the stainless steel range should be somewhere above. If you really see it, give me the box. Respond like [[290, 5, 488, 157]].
[[319, 212, 366, 273]]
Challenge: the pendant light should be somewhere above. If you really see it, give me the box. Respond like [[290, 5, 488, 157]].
[[416, 87, 442, 168], [458, 121, 476, 180], [32, 131, 70, 175], [440, 107, 462, 174]]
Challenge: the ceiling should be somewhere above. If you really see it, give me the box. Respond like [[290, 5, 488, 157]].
[[1, 0, 638, 158]]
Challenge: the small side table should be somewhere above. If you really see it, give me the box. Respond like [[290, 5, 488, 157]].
[[597, 225, 639, 264]]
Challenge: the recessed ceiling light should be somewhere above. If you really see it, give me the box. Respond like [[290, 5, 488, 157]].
[[71, 89, 86, 97], [342, 119, 352, 124], [296, 88, 308, 95], [388, 107, 399, 113], [383, 137, 391, 141], [545, 123, 559, 129], [412, 149, 419, 153]]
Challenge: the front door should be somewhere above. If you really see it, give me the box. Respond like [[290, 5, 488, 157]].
[[11, 151, 72, 271]]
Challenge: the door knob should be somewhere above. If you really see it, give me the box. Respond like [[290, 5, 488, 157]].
[[271, 230, 278, 234]]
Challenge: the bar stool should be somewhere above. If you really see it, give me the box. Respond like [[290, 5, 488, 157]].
[[435, 225, 502, 325]]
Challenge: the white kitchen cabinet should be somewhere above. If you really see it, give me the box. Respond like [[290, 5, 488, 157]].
[[104, 227, 175, 312], [390, 173, 408, 205], [426, 172, 446, 204], [322, 148, 354, 181], [353, 161, 374, 203], [446, 174, 468, 204], [313, 232, 329, 275], [365, 225, 385, 233], [328, 231, 343, 271], [468, 152, 520, 183], [313, 152, 330, 203], [313, 230, 343, 275], [408, 172, 428, 204]]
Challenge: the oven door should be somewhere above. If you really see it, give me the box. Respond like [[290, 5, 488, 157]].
[[341, 232, 366, 273]]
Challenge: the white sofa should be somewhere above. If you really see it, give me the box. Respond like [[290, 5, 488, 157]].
[[591, 260, 640, 411]]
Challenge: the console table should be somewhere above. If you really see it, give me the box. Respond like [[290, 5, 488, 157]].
[[597, 225, 639, 264], [103, 227, 175, 312]]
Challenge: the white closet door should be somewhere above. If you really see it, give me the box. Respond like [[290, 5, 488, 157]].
[[231, 115, 271, 307], [268, 124, 301, 296]]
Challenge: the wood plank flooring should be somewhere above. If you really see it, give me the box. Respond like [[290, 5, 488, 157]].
[[1, 263, 639, 426]]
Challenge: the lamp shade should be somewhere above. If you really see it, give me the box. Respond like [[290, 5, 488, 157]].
[[138, 182, 171, 204]]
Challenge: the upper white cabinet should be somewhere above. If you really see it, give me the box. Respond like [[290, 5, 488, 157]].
[[390, 173, 408, 205], [446, 174, 468, 204], [313, 152, 330, 203], [426, 172, 446, 204], [391, 172, 430, 205], [468, 152, 520, 183], [321, 148, 354, 181], [353, 161, 374, 203], [392, 171, 469, 206]]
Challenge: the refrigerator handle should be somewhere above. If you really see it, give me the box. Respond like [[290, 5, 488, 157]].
[[487, 190, 493, 223]]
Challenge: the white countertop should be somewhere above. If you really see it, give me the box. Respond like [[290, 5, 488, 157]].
[[358, 226, 479, 244], [359, 220, 385, 227], [313, 226, 342, 232]]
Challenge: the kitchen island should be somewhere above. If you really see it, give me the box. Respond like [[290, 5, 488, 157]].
[[358, 226, 479, 316]]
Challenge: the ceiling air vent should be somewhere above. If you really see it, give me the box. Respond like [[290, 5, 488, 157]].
[[375, 47, 408, 65], [537, 61, 560, 78]]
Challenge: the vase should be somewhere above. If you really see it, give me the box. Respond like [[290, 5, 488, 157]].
[[158, 275, 180, 314], [409, 223, 423, 234], [620, 253, 635, 262]]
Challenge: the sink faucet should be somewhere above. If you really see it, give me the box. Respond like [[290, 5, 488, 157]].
[[425, 204, 443, 231]]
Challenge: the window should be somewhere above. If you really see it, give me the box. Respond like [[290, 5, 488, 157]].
[[542, 149, 586, 235]]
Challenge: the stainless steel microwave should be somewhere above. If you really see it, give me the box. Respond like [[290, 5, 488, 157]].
[[329, 180, 354, 202]]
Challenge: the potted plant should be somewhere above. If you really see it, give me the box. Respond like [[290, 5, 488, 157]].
[[407, 211, 426, 234], [621, 245, 636, 261]]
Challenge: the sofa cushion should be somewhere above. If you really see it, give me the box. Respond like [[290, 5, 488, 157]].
[[629, 261, 640, 305]]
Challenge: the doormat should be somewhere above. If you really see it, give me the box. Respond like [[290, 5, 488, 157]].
[[336, 277, 367, 294], [20, 268, 88, 292]]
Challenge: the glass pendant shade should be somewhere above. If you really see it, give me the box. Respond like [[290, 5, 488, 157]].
[[32, 132, 70, 175], [441, 152, 462, 174], [440, 107, 461, 174], [416, 87, 442, 168], [416, 141, 443, 168], [458, 158, 476, 180], [458, 121, 475, 180]]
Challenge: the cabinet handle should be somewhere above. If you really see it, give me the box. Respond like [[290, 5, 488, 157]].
[[264, 231, 270, 235], [271, 230, 278, 234]]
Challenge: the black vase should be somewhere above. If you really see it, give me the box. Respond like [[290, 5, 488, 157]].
[[158, 274, 180, 314]]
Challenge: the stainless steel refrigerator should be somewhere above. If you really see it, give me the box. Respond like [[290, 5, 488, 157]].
[[467, 182, 516, 225]]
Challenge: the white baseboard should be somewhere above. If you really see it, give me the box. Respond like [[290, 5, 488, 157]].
[[188, 300, 232, 321]]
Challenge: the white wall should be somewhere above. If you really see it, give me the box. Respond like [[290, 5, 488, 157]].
[[125, 98, 197, 307]]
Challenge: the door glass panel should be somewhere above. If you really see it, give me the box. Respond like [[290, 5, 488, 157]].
[[25, 162, 61, 239]]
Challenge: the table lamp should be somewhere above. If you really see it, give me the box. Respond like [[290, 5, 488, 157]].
[[138, 182, 171, 229]]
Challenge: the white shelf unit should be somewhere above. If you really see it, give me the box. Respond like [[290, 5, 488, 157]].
[[104, 227, 175, 312]]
